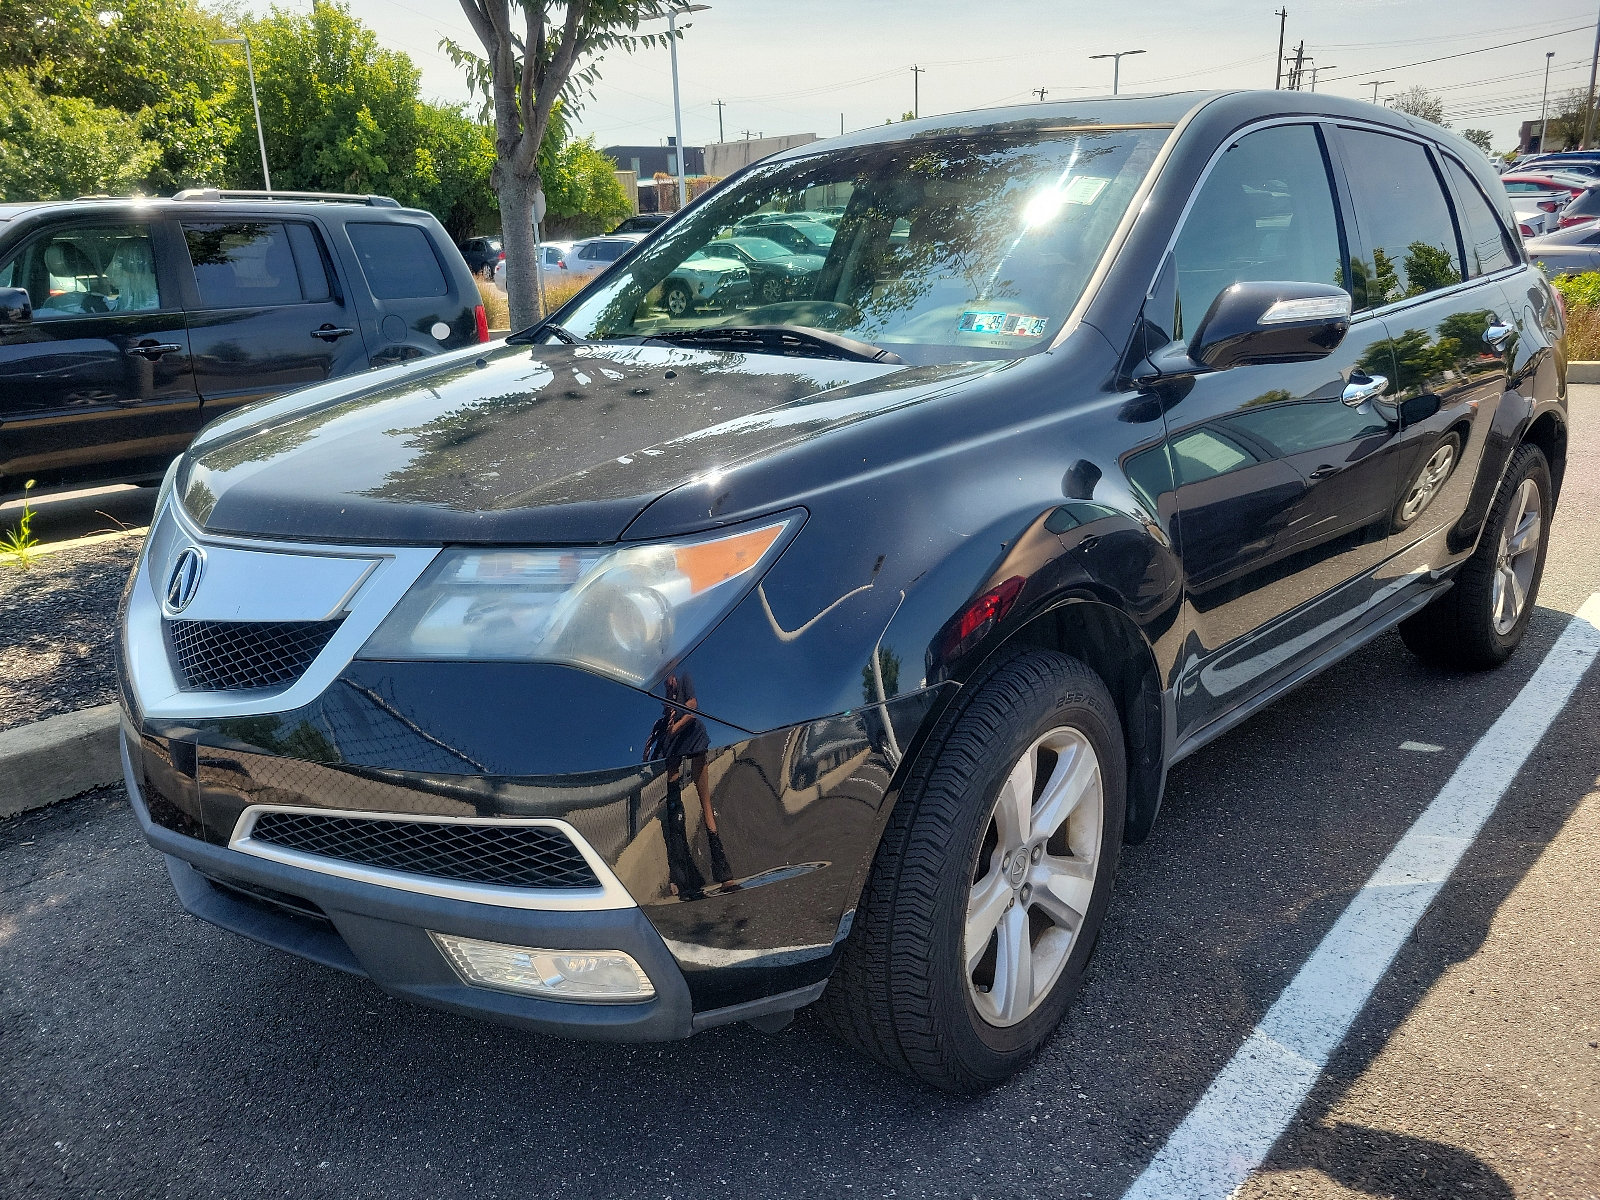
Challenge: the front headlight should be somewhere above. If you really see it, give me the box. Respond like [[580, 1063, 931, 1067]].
[[359, 515, 796, 686]]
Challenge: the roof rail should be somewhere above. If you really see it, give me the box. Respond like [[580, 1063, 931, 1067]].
[[171, 188, 402, 207]]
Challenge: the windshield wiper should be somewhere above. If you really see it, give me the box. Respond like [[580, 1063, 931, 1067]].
[[506, 321, 585, 346], [645, 324, 904, 364]]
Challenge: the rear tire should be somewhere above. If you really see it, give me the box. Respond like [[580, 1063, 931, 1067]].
[[1399, 442, 1551, 669], [818, 649, 1126, 1093]]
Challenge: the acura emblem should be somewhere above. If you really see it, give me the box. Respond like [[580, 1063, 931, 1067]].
[[165, 547, 205, 613]]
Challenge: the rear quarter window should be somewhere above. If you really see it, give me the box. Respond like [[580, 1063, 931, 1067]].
[[347, 222, 449, 299]]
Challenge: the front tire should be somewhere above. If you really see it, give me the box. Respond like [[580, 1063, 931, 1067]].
[[1399, 442, 1552, 669], [818, 650, 1126, 1092]]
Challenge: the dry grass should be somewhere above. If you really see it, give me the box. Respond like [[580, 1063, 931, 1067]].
[[1564, 301, 1600, 360], [475, 278, 509, 331], [475, 275, 587, 334]]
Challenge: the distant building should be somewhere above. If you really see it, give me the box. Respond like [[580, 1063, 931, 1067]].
[[704, 133, 818, 178], [602, 139, 705, 180]]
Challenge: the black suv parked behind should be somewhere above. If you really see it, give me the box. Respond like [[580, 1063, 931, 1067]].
[[118, 92, 1566, 1092], [0, 190, 486, 498]]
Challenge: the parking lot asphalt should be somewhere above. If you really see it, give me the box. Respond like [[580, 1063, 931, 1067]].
[[2, 393, 1596, 1200], [0, 483, 156, 549]]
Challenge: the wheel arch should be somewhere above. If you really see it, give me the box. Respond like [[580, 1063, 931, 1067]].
[[1522, 405, 1568, 502]]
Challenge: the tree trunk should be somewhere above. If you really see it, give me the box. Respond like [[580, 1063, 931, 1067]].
[[497, 164, 544, 332]]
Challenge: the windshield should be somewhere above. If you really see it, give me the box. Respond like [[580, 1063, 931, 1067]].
[[557, 123, 1170, 365]]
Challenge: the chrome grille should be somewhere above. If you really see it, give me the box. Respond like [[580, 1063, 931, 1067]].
[[167, 618, 343, 692], [247, 812, 601, 890]]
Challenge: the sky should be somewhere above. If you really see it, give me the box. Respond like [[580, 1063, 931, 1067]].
[[244, 1, 1600, 152]]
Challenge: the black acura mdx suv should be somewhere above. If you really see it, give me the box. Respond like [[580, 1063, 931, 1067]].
[[118, 91, 1566, 1092]]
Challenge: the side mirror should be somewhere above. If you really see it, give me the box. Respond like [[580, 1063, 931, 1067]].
[[0, 287, 32, 324], [1190, 281, 1352, 371]]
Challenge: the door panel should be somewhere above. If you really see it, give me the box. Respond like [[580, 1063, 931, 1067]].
[[1139, 120, 1411, 742], [179, 219, 367, 417], [0, 221, 199, 490]]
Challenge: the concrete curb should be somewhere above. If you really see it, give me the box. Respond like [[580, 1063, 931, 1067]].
[[1569, 361, 1600, 384], [0, 704, 122, 820]]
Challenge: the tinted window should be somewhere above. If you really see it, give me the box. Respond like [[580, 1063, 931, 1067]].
[[1, 224, 164, 318], [347, 222, 448, 299], [285, 223, 332, 301], [183, 221, 312, 308], [1170, 123, 1344, 340], [1339, 129, 1463, 306], [1444, 159, 1515, 276]]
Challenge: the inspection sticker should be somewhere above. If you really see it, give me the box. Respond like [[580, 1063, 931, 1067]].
[[958, 311, 1049, 337], [1063, 175, 1108, 205]]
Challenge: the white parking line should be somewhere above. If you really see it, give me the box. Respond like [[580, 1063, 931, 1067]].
[[1122, 595, 1600, 1200]]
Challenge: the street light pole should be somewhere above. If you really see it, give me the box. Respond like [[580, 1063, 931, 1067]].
[[1538, 50, 1556, 153], [213, 35, 270, 191], [1089, 49, 1145, 96], [1583, 3, 1600, 149], [1309, 63, 1336, 91], [662, 6, 711, 211]]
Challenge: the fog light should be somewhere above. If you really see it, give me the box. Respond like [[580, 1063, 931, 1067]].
[[430, 932, 655, 1003]]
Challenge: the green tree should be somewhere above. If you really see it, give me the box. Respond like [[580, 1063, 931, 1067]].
[[0, 0, 237, 195], [544, 136, 631, 236], [447, 0, 685, 329], [226, 3, 424, 195], [0, 69, 159, 200], [1462, 128, 1493, 155], [410, 102, 500, 242], [1390, 85, 1448, 127]]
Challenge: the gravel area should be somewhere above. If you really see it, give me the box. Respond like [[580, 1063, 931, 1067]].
[[0, 536, 143, 732]]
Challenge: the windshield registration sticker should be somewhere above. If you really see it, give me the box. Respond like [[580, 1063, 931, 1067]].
[[958, 311, 1049, 337]]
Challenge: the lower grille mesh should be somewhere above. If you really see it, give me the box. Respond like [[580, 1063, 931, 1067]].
[[247, 812, 601, 890], [167, 618, 342, 692]]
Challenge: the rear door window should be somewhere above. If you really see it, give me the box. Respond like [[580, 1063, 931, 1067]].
[[3, 224, 165, 317], [346, 222, 448, 298], [1337, 129, 1464, 307], [1442, 159, 1515, 277], [182, 221, 328, 308]]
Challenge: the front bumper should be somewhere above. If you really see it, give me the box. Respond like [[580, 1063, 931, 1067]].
[[123, 729, 836, 1039], [119, 497, 949, 1038]]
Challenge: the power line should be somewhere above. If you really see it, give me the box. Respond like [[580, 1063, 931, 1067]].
[[1319, 23, 1594, 85]]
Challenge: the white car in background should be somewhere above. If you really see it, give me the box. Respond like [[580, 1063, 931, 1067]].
[[494, 241, 575, 292], [562, 234, 646, 281]]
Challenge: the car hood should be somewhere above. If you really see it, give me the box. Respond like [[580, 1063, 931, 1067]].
[[179, 340, 993, 545]]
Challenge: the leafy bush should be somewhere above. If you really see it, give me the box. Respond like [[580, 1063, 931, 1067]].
[[1546, 270, 1600, 360]]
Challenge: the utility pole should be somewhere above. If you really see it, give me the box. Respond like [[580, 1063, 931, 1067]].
[[1538, 50, 1556, 152], [1274, 8, 1288, 89], [1364, 78, 1393, 104], [1309, 62, 1335, 91], [1583, 3, 1600, 149], [840, 112, 845, 135], [911, 64, 925, 118], [713, 99, 726, 144], [1284, 41, 1305, 90], [1090, 48, 1145, 95], [1033, 87, 1048, 101]]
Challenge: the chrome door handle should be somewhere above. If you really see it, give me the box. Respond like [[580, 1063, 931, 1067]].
[[1309, 464, 1340, 479], [311, 326, 356, 342], [126, 342, 182, 360], [1342, 373, 1388, 406], [1483, 321, 1514, 350]]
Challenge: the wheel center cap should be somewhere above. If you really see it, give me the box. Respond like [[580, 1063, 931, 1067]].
[[1007, 853, 1028, 887]]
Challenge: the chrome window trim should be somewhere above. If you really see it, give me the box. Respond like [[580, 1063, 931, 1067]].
[[1134, 113, 1526, 344], [124, 497, 441, 720], [230, 803, 637, 912]]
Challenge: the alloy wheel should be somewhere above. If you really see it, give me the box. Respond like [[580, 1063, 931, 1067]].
[[965, 726, 1104, 1028], [1491, 476, 1542, 635]]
